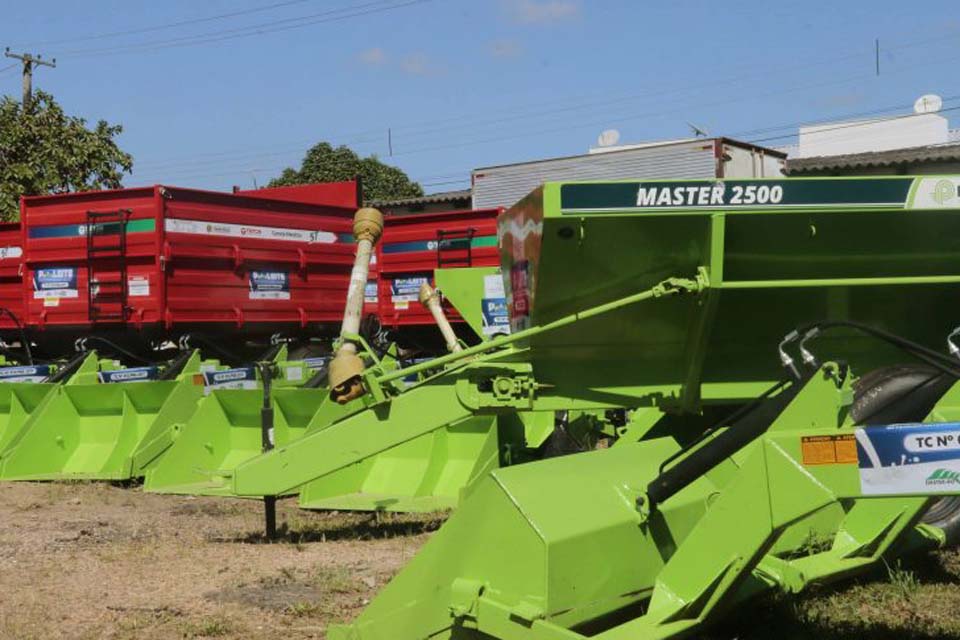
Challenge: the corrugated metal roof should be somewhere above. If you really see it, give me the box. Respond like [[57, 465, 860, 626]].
[[786, 141, 960, 174], [472, 139, 718, 210], [368, 188, 471, 207]]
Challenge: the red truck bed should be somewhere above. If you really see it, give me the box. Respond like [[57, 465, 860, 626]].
[[376, 208, 501, 330], [20, 185, 356, 348]]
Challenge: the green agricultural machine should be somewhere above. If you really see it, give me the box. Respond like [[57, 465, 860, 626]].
[[234, 175, 960, 640], [0, 342, 331, 482]]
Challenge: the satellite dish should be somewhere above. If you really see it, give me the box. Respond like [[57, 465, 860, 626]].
[[914, 94, 943, 114], [597, 129, 621, 147]]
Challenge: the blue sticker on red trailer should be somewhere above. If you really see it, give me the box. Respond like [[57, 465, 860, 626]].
[[856, 422, 960, 495], [33, 268, 78, 299], [391, 276, 429, 304], [249, 271, 290, 300]]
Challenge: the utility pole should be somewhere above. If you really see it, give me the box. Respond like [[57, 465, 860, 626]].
[[4, 48, 56, 110]]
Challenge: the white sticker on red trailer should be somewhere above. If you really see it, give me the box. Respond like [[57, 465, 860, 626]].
[[164, 218, 337, 244], [364, 281, 378, 304], [0, 246, 22, 260], [128, 276, 150, 297]]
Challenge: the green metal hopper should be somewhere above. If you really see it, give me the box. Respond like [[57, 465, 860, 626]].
[[0, 351, 209, 481], [327, 175, 960, 640], [142, 386, 327, 496]]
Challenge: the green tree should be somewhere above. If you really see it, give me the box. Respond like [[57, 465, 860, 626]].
[[0, 91, 133, 221], [270, 142, 423, 202]]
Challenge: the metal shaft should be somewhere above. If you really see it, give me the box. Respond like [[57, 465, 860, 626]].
[[378, 275, 705, 385], [338, 236, 374, 356], [329, 207, 383, 403], [419, 283, 461, 353]]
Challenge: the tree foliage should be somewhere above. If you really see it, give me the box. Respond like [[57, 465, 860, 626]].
[[0, 91, 133, 220], [270, 142, 423, 202]]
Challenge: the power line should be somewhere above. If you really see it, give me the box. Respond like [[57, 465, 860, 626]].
[[3, 49, 56, 108], [60, 0, 429, 58], [128, 28, 960, 175], [132, 95, 960, 189], [746, 104, 960, 144], [10, 0, 314, 48]]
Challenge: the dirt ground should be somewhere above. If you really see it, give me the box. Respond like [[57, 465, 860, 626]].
[[5, 481, 960, 640], [0, 482, 442, 640]]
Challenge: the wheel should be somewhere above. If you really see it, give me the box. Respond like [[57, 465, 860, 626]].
[[851, 364, 960, 545]]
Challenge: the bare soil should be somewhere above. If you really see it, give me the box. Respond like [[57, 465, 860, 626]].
[[4, 481, 960, 639], [0, 482, 443, 640]]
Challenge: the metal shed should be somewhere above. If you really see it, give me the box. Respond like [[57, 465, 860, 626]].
[[471, 138, 786, 210]]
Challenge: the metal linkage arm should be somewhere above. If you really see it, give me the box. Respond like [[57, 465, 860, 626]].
[[376, 272, 708, 387]]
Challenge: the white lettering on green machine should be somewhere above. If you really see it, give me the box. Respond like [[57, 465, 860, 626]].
[[636, 184, 784, 208]]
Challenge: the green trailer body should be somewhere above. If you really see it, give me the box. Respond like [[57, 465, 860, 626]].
[[0, 351, 210, 481], [143, 348, 384, 496], [331, 175, 960, 639], [229, 176, 960, 513], [0, 347, 329, 482]]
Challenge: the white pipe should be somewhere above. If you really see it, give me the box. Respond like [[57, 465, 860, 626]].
[[419, 283, 462, 353]]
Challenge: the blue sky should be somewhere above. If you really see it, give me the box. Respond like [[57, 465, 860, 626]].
[[2, 0, 958, 193]]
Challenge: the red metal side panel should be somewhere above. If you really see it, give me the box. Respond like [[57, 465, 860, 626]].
[[159, 187, 355, 333], [0, 222, 24, 329], [235, 180, 361, 209], [22, 188, 161, 332], [377, 209, 501, 328]]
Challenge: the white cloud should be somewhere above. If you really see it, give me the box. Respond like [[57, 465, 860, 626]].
[[504, 0, 580, 25], [490, 39, 523, 58], [357, 47, 387, 66], [400, 52, 432, 76]]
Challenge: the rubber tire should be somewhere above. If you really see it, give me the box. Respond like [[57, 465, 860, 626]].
[[851, 364, 960, 546]]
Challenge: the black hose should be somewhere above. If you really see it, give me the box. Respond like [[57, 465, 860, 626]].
[[799, 321, 960, 378], [0, 307, 31, 365], [647, 372, 811, 509], [79, 336, 155, 365], [157, 349, 195, 381], [45, 350, 91, 383], [656, 377, 790, 476]]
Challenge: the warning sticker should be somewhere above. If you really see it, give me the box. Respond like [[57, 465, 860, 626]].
[[128, 276, 150, 297], [801, 434, 857, 465]]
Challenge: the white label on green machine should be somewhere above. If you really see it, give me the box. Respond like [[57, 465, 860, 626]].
[[481, 274, 510, 337], [856, 422, 960, 495]]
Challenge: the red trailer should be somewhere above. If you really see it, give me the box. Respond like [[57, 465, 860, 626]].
[[234, 180, 361, 209], [20, 185, 357, 354], [0, 223, 24, 332], [376, 208, 500, 340]]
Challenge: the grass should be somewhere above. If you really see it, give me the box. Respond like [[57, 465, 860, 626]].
[[182, 616, 233, 638], [705, 549, 960, 639]]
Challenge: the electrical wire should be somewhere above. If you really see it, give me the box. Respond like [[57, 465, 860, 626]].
[[60, 0, 429, 58], [10, 0, 314, 48], [124, 29, 960, 176]]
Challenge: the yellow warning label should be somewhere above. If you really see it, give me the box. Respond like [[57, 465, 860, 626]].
[[801, 434, 858, 466]]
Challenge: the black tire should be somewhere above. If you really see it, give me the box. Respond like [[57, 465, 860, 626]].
[[851, 364, 960, 546]]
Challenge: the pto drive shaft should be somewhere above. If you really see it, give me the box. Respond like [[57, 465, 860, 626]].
[[329, 207, 384, 403]]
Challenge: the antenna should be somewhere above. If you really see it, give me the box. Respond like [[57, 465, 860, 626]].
[[913, 94, 943, 114], [687, 122, 709, 138]]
